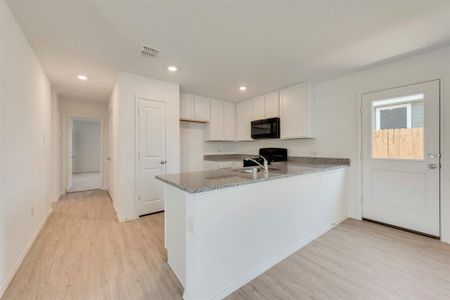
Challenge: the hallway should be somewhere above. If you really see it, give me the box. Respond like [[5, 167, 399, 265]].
[[2, 191, 183, 300], [67, 172, 102, 193]]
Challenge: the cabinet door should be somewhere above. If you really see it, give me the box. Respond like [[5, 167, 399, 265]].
[[280, 83, 313, 139], [236, 99, 253, 141], [223, 101, 236, 141], [203, 161, 219, 170], [194, 95, 210, 121], [252, 96, 265, 120], [180, 93, 195, 120], [206, 99, 224, 140], [264, 91, 279, 118], [218, 161, 233, 169]]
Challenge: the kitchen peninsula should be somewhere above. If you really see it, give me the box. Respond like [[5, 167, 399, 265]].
[[157, 157, 350, 300]]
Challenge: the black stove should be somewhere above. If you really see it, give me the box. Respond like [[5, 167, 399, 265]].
[[243, 148, 288, 167]]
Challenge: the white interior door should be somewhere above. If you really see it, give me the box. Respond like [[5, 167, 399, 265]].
[[362, 80, 440, 237], [136, 99, 166, 215], [67, 117, 74, 191]]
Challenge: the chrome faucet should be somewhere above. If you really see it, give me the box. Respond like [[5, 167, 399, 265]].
[[244, 155, 269, 174]]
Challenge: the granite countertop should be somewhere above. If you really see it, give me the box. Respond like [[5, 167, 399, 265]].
[[156, 158, 350, 194], [203, 153, 253, 161]]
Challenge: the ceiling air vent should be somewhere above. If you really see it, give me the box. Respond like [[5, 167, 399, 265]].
[[138, 44, 160, 57]]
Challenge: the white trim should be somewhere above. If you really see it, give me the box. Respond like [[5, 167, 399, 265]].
[[375, 103, 412, 130], [62, 113, 106, 193], [372, 93, 424, 107], [0, 208, 53, 298], [206, 215, 348, 300]]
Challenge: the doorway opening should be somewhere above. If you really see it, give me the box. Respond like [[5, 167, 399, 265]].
[[67, 117, 102, 193]]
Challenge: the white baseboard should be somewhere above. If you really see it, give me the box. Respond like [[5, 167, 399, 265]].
[[116, 210, 138, 223], [0, 207, 53, 298], [211, 215, 348, 300]]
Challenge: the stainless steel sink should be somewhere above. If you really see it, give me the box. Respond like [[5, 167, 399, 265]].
[[233, 167, 260, 173]]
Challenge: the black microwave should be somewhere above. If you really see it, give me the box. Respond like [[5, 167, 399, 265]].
[[251, 117, 280, 139]]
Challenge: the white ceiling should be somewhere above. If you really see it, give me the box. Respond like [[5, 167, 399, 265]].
[[6, 0, 450, 103]]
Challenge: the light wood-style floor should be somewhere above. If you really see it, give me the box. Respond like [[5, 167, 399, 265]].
[[4, 191, 450, 300], [2, 190, 183, 300], [67, 171, 102, 193]]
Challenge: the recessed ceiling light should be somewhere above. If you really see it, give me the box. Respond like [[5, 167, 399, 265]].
[[77, 75, 88, 80], [168, 66, 178, 72], [239, 86, 247, 91]]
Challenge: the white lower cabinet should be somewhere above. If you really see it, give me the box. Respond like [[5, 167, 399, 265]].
[[203, 161, 219, 170]]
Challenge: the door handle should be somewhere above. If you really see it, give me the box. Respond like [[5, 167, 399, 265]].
[[428, 164, 437, 169], [428, 153, 439, 159], [160, 160, 167, 165]]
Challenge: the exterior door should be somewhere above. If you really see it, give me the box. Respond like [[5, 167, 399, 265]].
[[67, 117, 74, 192], [362, 80, 440, 237], [136, 98, 166, 215]]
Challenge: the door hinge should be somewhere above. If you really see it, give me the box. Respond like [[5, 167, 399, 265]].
[[138, 151, 140, 159], [138, 108, 140, 116]]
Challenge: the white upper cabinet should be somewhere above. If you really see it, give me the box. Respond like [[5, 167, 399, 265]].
[[205, 99, 236, 141], [279, 83, 314, 139], [264, 91, 279, 118], [180, 93, 210, 122], [236, 99, 253, 141], [252, 91, 279, 120], [206, 99, 224, 141], [180, 93, 195, 120], [252, 96, 265, 120], [223, 101, 236, 141], [194, 95, 211, 122]]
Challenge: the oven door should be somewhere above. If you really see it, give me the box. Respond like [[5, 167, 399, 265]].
[[251, 117, 280, 139]]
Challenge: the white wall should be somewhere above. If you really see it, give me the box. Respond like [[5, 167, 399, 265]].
[[59, 99, 108, 192], [72, 119, 101, 173], [50, 92, 61, 203], [236, 45, 450, 243], [180, 121, 236, 172], [0, 0, 58, 296], [109, 72, 180, 221], [108, 81, 120, 212]]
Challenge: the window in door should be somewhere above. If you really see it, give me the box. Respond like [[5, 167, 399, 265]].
[[371, 93, 424, 160]]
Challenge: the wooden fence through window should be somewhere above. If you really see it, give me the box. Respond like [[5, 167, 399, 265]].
[[372, 128, 424, 159]]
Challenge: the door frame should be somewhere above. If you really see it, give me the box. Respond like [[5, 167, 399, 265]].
[[358, 79, 442, 238], [62, 113, 105, 193], [134, 96, 168, 216]]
